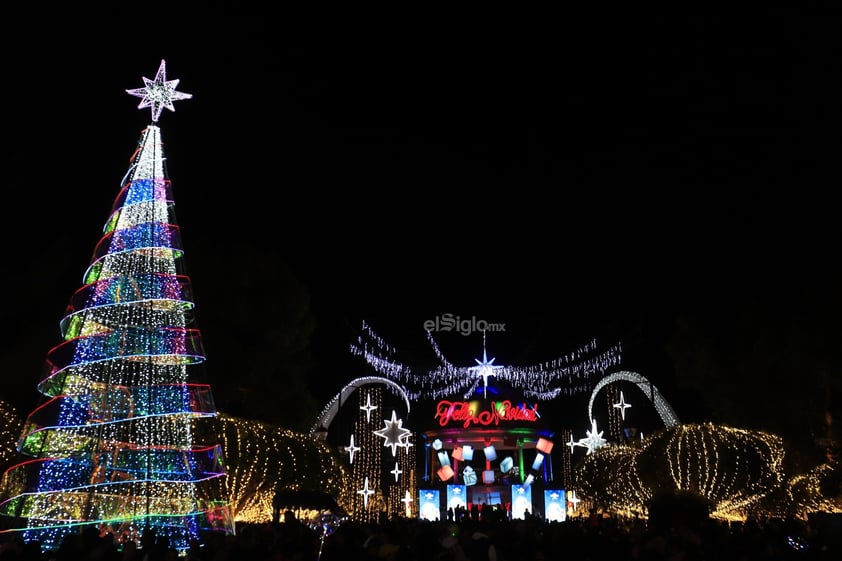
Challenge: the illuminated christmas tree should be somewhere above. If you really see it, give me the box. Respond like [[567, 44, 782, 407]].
[[0, 60, 235, 552]]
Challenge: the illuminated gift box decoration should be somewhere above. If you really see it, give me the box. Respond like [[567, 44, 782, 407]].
[[483, 445, 497, 461], [522, 473, 535, 489], [462, 466, 477, 486], [532, 453, 545, 471], [451, 447, 463, 461], [462, 445, 474, 461], [438, 451, 451, 467], [437, 465, 454, 481], [432, 438, 443, 451], [500, 457, 514, 473], [536, 438, 554, 454], [483, 470, 495, 484]]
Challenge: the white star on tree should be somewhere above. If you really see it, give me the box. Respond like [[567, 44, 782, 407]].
[[373, 410, 412, 457], [344, 434, 361, 464], [126, 59, 192, 122], [391, 463, 402, 482], [360, 393, 378, 423], [357, 477, 375, 508], [612, 390, 632, 420]]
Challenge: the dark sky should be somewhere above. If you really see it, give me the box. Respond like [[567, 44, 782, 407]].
[[1, 17, 839, 430]]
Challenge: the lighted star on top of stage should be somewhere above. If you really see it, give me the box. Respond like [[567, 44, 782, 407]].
[[126, 59, 192, 122], [373, 410, 412, 456], [468, 348, 504, 399]]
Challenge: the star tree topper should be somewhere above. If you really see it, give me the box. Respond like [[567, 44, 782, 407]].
[[126, 59, 192, 122]]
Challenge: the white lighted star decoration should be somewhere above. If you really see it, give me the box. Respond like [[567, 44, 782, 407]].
[[401, 490, 413, 513], [357, 477, 375, 508], [344, 434, 361, 464], [568, 490, 581, 510], [566, 433, 581, 453], [126, 59, 192, 122], [391, 463, 402, 482], [468, 346, 504, 398], [612, 390, 632, 420], [373, 410, 412, 457], [577, 418, 607, 455], [360, 393, 377, 423]]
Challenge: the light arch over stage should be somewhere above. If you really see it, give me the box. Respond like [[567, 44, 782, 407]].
[[588, 371, 680, 428], [309, 376, 412, 436]]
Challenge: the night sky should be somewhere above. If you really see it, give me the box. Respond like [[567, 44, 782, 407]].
[[1, 18, 839, 442]]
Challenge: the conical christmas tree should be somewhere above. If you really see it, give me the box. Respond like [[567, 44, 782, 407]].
[[0, 60, 235, 552]]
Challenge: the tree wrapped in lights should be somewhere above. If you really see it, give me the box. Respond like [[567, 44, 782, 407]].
[[574, 423, 786, 519], [781, 461, 842, 517], [0, 60, 234, 552], [635, 423, 785, 517], [215, 414, 347, 523], [574, 443, 651, 515], [0, 401, 23, 475]]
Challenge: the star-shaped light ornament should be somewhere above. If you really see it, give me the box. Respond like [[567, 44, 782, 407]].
[[391, 463, 403, 482], [401, 490, 414, 514], [357, 477, 375, 508], [373, 410, 412, 457], [568, 490, 581, 510], [566, 433, 581, 453], [360, 393, 378, 423], [577, 418, 608, 455], [612, 390, 632, 420], [344, 434, 361, 464], [126, 59, 192, 122], [468, 349, 504, 398]]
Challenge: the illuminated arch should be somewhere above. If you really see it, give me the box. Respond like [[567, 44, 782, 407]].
[[309, 376, 412, 436], [587, 371, 679, 428]]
